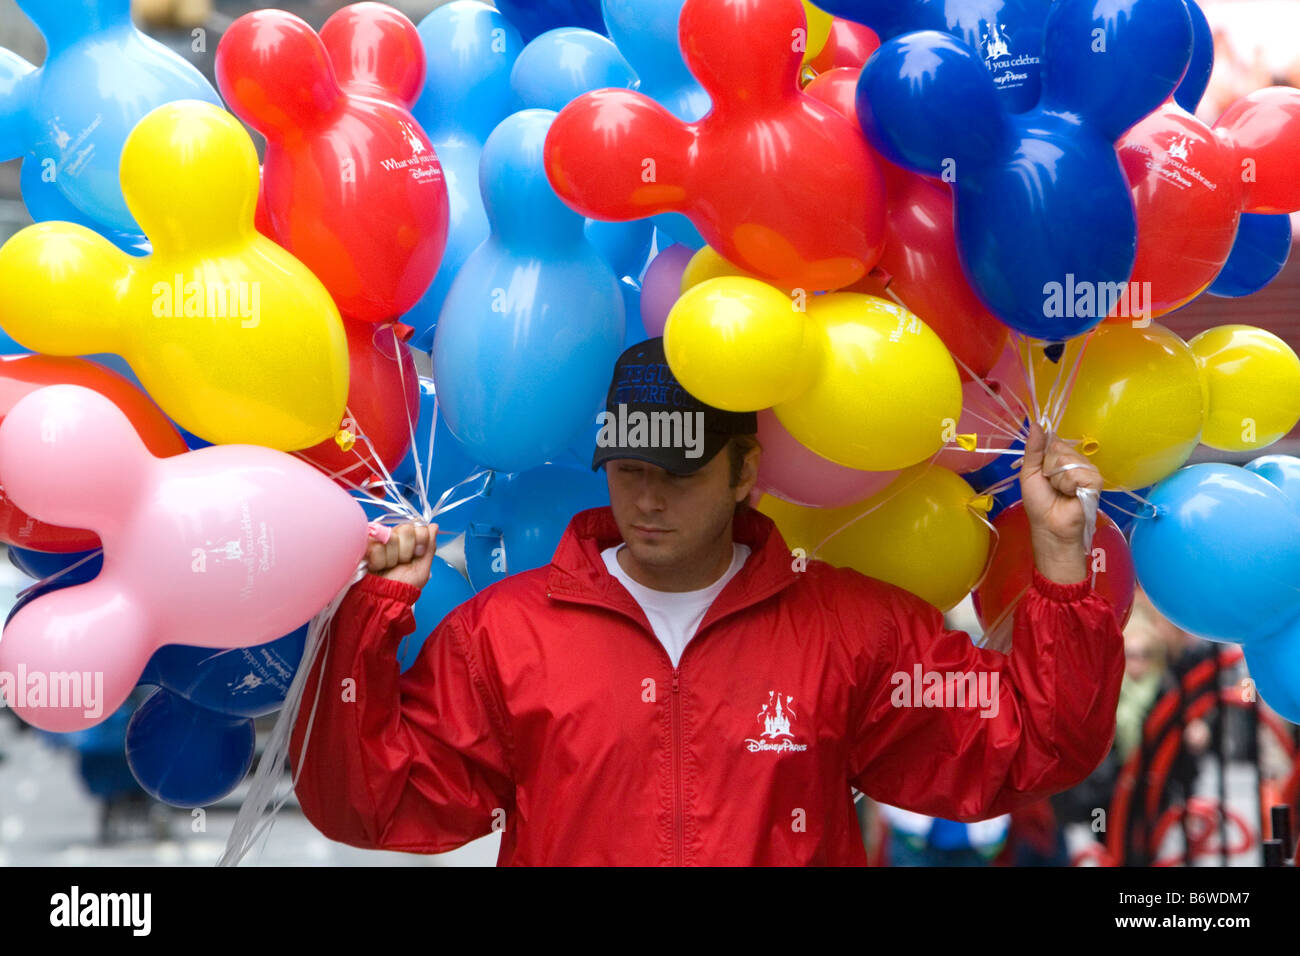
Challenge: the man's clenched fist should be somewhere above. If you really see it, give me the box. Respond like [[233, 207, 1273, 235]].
[[366, 522, 438, 590]]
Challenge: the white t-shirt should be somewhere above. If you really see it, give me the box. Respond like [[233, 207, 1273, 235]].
[[601, 543, 752, 668]]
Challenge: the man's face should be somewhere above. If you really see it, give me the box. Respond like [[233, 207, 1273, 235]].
[[604, 442, 757, 576]]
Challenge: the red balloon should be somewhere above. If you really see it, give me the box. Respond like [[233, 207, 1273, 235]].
[[544, 0, 886, 292], [808, 18, 880, 73], [806, 68, 1007, 379], [298, 322, 419, 489], [0, 355, 188, 551], [216, 4, 449, 324], [1117, 87, 1300, 319], [973, 503, 1135, 642]]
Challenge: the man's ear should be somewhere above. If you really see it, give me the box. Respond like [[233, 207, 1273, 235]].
[[735, 441, 762, 503]]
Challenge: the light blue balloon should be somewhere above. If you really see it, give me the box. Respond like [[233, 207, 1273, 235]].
[[18, 153, 151, 255], [463, 463, 610, 590], [1243, 622, 1300, 724], [1, 0, 222, 237], [432, 109, 625, 474], [617, 276, 649, 347], [511, 27, 637, 113], [601, 0, 708, 249], [396, 557, 477, 672], [1130, 464, 1300, 645], [407, 2, 525, 351], [1245, 455, 1300, 510]]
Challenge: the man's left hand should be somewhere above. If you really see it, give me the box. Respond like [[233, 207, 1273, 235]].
[[1018, 420, 1104, 586]]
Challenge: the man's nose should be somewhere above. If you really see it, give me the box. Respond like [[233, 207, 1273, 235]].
[[636, 469, 667, 510]]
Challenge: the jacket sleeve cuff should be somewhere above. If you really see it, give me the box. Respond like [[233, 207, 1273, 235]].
[[1029, 567, 1094, 604], [352, 573, 422, 606]]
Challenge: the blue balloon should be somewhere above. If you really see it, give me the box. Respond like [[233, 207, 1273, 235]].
[[1130, 464, 1300, 644], [0, 0, 222, 237], [965, 438, 1025, 521], [1245, 455, 1300, 509], [0, 320, 26, 354], [145, 626, 308, 720], [1209, 212, 1293, 299], [396, 557, 477, 672], [602, 0, 709, 249], [617, 276, 650, 348], [508, 26, 654, 281], [856, 0, 1193, 340], [1173, 0, 1214, 113], [431, 109, 625, 473], [1243, 622, 1300, 724], [496, 0, 605, 42], [463, 463, 610, 590], [17, 151, 151, 255], [125, 688, 255, 808], [7, 545, 102, 585], [407, 2, 525, 351], [815, 0, 1053, 113], [511, 27, 637, 112], [391, 377, 487, 533]]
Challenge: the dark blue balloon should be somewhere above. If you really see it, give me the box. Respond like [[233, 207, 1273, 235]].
[[1130, 464, 1300, 644], [7, 545, 102, 585], [815, 0, 1053, 113], [1173, 0, 1214, 113], [146, 626, 308, 719], [856, 0, 1193, 340], [125, 688, 255, 808], [496, 0, 605, 42], [1209, 212, 1292, 299], [463, 463, 610, 590], [965, 437, 1025, 521], [396, 557, 477, 672]]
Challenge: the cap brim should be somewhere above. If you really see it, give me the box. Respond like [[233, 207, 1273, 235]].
[[591, 429, 732, 476]]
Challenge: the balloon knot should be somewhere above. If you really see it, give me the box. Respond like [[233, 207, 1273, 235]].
[[335, 429, 356, 452], [955, 433, 978, 452], [969, 494, 995, 514]]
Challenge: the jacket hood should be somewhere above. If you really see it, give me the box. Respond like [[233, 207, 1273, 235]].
[[545, 505, 801, 626]]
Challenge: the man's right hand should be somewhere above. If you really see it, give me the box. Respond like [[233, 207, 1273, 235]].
[[365, 522, 438, 590]]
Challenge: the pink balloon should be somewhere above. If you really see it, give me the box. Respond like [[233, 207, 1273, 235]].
[[986, 342, 1033, 420], [0, 385, 368, 732], [934, 379, 1020, 474], [756, 409, 898, 508], [640, 243, 695, 337]]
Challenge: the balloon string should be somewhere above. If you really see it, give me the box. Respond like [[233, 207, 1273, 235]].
[[946, 347, 1031, 439], [1044, 328, 1096, 434], [387, 325, 431, 519], [1008, 331, 1043, 426], [965, 507, 1001, 596], [810, 451, 940, 559], [217, 566, 358, 867]]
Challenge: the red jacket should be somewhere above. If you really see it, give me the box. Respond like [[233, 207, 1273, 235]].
[[289, 505, 1124, 865]]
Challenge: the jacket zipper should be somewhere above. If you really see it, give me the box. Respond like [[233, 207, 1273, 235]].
[[671, 668, 684, 867]]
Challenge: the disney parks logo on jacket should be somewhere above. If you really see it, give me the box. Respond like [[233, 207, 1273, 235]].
[[744, 690, 809, 753]]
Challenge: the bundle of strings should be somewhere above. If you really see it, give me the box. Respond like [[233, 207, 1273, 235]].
[[216, 567, 359, 867]]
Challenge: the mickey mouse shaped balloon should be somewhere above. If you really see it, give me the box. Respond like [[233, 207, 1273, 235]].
[[216, 3, 449, 325], [1115, 1, 1300, 317], [0, 101, 349, 450], [857, 0, 1194, 340], [0, 0, 222, 238], [813, 0, 1052, 112], [546, 0, 887, 292], [0, 385, 369, 732]]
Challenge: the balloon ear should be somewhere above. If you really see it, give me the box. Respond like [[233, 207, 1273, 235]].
[[1174, 0, 1214, 113], [1039, 0, 1192, 142], [0, 385, 151, 538], [0, 48, 35, 159], [857, 32, 1008, 176], [0, 580, 152, 733], [812, 0, 911, 40], [0, 223, 127, 357], [414, 2, 523, 144], [321, 3, 426, 108], [216, 10, 343, 137], [1215, 87, 1300, 214], [678, 0, 803, 104], [546, 90, 694, 222]]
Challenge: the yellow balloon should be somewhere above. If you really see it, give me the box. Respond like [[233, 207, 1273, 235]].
[[802, 2, 833, 64], [681, 245, 764, 293], [0, 101, 348, 451], [767, 465, 991, 612], [1033, 323, 1203, 489], [664, 276, 817, 411], [1190, 325, 1300, 452], [776, 293, 962, 471]]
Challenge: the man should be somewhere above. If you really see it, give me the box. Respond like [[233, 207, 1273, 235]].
[[290, 338, 1124, 866]]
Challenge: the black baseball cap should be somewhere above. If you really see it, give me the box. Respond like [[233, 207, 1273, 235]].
[[591, 337, 758, 476]]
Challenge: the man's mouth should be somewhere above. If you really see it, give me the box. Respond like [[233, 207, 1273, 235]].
[[632, 525, 672, 535]]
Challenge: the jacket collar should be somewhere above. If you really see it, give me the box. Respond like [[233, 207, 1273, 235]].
[[546, 505, 799, 634]]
